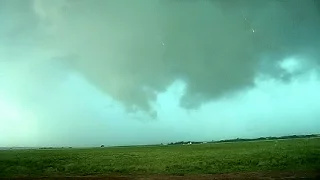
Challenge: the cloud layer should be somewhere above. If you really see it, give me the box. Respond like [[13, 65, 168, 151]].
[[1, 0, 320, 116]]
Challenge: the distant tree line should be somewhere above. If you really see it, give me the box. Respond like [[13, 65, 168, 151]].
[[214, 134, 319, 143], [168, 141, 203, 145], [167, 134, 319, 146]]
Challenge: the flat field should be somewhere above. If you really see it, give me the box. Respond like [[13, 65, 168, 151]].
[[0, 138, 319, 179]]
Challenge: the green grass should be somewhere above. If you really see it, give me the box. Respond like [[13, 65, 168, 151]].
[[0, 138, 319, 177]]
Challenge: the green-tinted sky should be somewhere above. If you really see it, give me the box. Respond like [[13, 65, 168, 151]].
[[0, 0, 320, 147]]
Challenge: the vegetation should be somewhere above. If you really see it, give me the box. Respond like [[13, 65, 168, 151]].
[[0, 137, 319, 178], [167, 134, 320, 145], [212, 134, 320, 143]]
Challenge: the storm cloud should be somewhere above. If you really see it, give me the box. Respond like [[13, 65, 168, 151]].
[[1, 0, 319, 115], [1, 0, 320, 147]]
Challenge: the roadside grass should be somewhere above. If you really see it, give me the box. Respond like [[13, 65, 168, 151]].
[[0, 138, 319, 177]]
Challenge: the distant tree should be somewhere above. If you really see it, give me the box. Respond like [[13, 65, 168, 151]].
[[101, 145, 104, 148]]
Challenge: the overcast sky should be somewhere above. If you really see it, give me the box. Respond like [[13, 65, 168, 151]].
[[0, 0, 320, 147]]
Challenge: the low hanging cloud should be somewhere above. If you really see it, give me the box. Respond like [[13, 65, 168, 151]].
[[2, 0, 320, 116]]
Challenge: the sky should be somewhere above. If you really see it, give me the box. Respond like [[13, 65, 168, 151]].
[[0, 0, 320, 147]]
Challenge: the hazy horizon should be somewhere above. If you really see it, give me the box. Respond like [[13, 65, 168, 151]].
[[1, 133, 320, 148], [1, 0, 320, 147]]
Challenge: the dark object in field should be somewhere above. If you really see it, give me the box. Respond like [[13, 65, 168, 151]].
[[100, 145, 104, 148]]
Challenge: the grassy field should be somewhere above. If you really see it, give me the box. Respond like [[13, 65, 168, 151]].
[[0, 138, 319, 178]]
